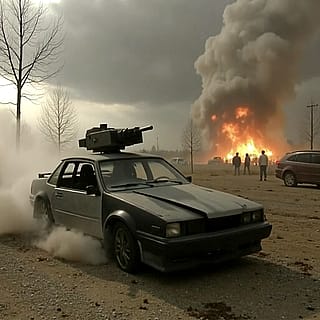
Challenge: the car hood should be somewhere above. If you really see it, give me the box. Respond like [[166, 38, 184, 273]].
[[116, 183, 262, 220]]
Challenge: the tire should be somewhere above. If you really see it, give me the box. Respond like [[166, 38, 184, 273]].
[[283, 171, 297, 187], [34, 198, 54, 228], [113, 222, 140, 273]]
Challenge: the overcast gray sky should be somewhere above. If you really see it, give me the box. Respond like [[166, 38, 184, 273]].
[[47, 0, 233, 149], [27, 0, 320, 151]]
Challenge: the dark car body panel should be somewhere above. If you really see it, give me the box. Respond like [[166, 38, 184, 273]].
[[137, 222, 272, 272], [30, 152, 272, 272], [133, 184, 262, 219]]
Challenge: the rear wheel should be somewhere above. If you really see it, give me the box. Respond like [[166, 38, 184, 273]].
[[283, 171, 297, 187], [113, 222, 140, 273], [34, 198, 54, 228]]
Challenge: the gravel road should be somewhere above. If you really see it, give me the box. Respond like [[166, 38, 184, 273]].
[[0, 168, 319, 320]]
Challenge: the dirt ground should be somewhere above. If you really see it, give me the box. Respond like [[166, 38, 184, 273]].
[[0, 164, 319, 320]]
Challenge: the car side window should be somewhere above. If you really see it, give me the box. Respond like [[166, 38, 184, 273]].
[[287, 155, 297, 161], [58, 162, 76, 188], [74, 163, 97, 190], [296, 153, 312, 163], [312, 154, 320, 164]]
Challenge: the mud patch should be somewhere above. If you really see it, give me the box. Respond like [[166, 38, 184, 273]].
[[187, 302, 250, 320]]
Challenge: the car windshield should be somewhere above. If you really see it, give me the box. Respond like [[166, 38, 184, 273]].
[[99, 157, 188, 190]]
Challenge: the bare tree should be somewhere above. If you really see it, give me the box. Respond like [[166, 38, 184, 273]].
[[0, 0, 64, 149], [182, 119, 201, 174], [38, 85, 78, 153]]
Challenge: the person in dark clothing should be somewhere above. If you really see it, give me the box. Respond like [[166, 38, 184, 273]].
[[232, 152, 241, 176], [244, 153, 251, 175]]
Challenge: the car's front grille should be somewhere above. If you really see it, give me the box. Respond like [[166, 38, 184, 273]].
[[186, 220, 206, 234], [207, 214, 242, 232], [186, 210, 264, 235]]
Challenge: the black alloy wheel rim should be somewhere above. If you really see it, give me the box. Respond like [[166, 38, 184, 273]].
[[115, 227, 131, 270]]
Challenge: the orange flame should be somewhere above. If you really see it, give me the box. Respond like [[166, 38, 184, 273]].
[[211, 114, 217, 121], [235, 106, 249, 119], [211, 105, 274, 163], [225, 139, 273, 163], [222, 123, 238, 142]]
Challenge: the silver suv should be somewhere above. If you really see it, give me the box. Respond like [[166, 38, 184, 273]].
[[275, 150, 320, 187]]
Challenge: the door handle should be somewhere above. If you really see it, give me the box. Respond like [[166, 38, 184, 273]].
[[55, 191, 63, 199]]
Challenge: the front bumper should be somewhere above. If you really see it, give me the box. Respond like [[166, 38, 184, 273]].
[[138, 222, 272, 272]]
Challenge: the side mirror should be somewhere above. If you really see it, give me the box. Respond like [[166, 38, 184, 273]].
[[86, 185, 101, 196], [186, 175, 192, 183]]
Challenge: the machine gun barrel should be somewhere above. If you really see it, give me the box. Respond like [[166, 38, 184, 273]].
[[79, 123, 153, 153], [139, 125, 153, 132]]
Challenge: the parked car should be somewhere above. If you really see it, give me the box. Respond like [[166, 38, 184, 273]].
[[30, 124, 272, 273], [275, 150, 320, 187], [170, 157, 187, 166], [208, 156, 224, 165]]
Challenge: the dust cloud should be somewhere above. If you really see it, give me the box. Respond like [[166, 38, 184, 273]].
[[35, 226, 107, 265], [0, 109, 106, 265]]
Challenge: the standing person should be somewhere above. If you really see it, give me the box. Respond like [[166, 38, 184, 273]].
[[258, 150, 268, 181], [244, 153, 251, 175], [232, 152, 241, 176]]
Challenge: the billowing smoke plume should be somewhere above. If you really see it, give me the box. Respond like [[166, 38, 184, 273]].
[[192, 0, 320, 158], [0, 110, 106, 265]]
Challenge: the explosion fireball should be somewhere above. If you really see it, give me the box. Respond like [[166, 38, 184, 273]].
[[191, 0, 320, 162], [214, 106, 273, 162]]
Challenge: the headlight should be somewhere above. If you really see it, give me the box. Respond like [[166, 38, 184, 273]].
[[242, 213, 251, 224], [166, 223, 181, 237], [252, 210, 263, 222]]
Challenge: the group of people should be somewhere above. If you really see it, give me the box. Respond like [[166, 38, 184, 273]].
[[232, 150, 268, 181]]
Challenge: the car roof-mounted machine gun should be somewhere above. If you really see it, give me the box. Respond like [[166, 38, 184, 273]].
[[79, 124, 153, 153]]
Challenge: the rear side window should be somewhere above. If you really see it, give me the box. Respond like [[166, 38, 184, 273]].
[[312, 153, 320, 164], [295, 153, 312, 163], [287, 155, 297, 161]]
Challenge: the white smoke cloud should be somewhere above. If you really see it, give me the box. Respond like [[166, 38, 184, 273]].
[[0, 183, 37, 235], [0, 110, 37, 234], [192, 0, 320, 156], [35, 226, 107, 265], [0, 109, 107, 265]]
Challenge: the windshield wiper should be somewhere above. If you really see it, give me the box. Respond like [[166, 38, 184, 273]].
[[146, 178, 183, 184], [109, 181, 153, 188]]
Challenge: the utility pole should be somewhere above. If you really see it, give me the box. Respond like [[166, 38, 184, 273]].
[[306, 103, 319, 150]]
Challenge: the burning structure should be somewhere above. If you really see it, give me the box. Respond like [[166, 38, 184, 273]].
[[192, 0, 320, 162]]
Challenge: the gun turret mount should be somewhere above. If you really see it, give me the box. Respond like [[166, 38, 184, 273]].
[[79, 124, 153, 153]]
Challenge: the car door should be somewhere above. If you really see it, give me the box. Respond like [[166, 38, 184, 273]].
[[51, 161, 103, 238], [293, 153, 312, 182], [311, 153, 320, 184]]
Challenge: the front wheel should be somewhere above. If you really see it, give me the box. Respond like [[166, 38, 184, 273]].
[[283, 171, 297, 187], [113, 222, 140, 273]]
